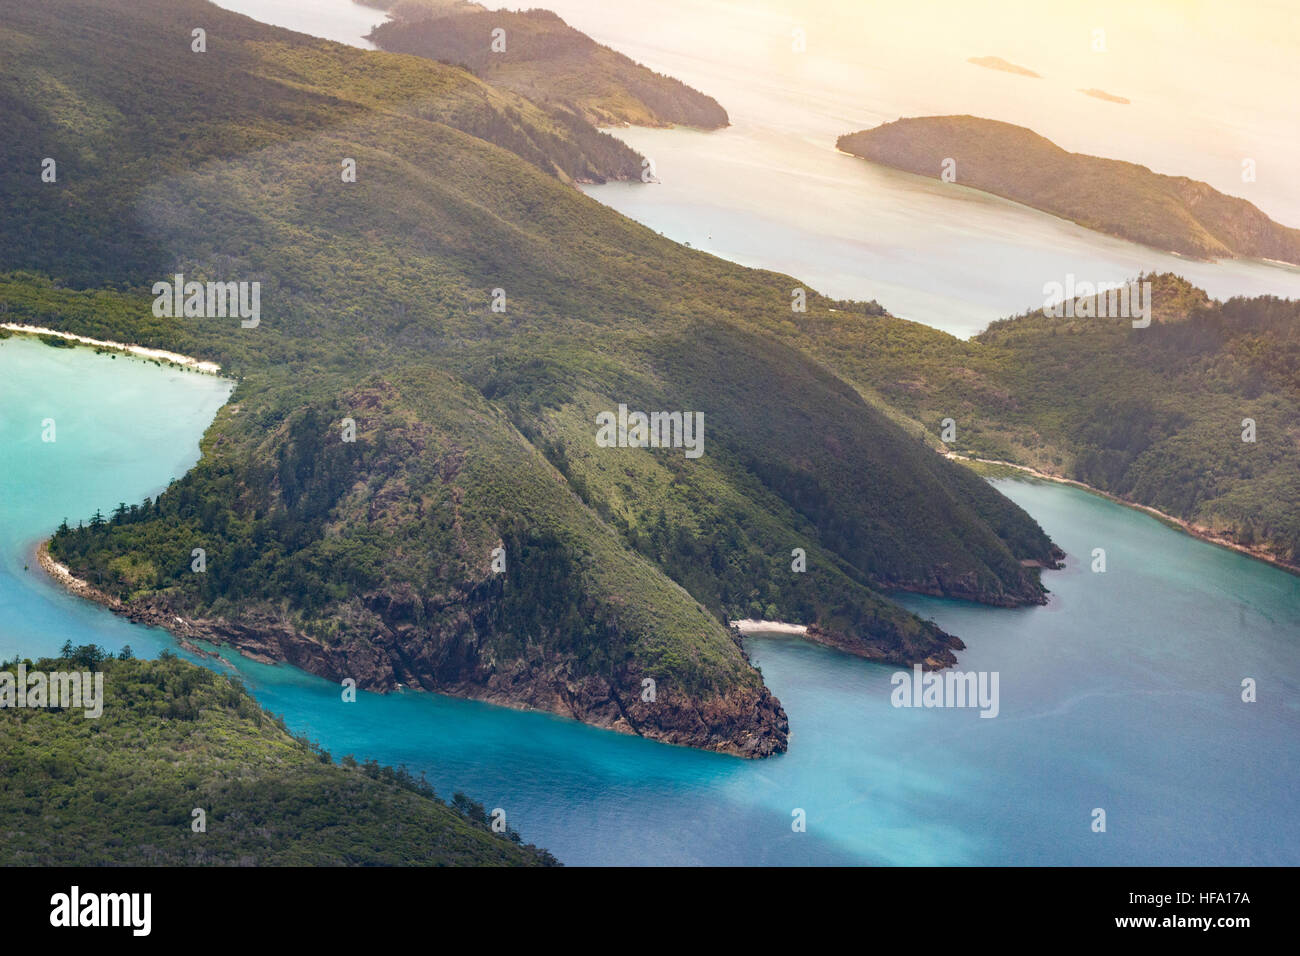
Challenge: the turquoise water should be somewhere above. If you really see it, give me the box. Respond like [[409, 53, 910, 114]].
[[0, 338, 233, 663], [2, 337, 1297, 865]]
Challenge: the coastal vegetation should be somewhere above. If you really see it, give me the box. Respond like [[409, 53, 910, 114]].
[[3, 0, 1060, 755], [838, 115, 1300, 263], [366, 2, 730, 129], [776, 273, 1300, 567], [0, 648, 556, 865]]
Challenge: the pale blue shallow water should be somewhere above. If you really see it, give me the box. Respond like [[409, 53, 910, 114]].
[[581, 124, 1300, 338], [2, 336, 1297, 865]]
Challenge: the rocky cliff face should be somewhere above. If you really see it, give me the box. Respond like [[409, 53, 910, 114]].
[[116, 599, 791, 758], [42, 542, 789, 757]]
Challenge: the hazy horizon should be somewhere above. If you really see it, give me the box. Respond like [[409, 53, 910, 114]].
[[212, 0, 1300, 225], [532, 0, 1300, 227]]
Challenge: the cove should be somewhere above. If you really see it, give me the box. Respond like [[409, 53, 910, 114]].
[[1, 337, 1297, 866]]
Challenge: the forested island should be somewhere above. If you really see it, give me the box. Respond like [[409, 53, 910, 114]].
[[838, 115, 1300, 264], [772, 274, 1300, 570], [365, 1, 729, 129], [3, 0, 1062, 760], [967, 56, 1040, 78], [0, 646, 555, 865]]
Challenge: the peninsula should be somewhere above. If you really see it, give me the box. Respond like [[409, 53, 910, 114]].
[[4, 0, 1061, 758]]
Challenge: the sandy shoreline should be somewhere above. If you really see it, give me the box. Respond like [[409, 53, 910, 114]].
[[946, 451, 1300, 577], [729, 619, 808, 635], [35, 540, 223, 662], [2, 323, 221, 374], [35, 541, 122, 608]]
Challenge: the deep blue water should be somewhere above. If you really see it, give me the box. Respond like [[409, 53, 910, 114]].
[[2, 336, 1296, 865]]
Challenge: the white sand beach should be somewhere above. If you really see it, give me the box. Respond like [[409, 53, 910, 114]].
[[729, 619, 808, 635], [2, 323, 221, 374]]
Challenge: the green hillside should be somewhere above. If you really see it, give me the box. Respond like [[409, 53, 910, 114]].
[[1, 0, 1060, 756], [772, 274, 1300, 567], [838, 115, 1300, 264], [368, 3, 729, 129], [0, 0, 642, 288], [0, 648, 555, 865]]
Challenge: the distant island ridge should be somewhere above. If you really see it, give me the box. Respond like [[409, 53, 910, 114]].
[[364, 1, 729, 130], [968, 56, 1040, 78], [1080, 88, 1130, 104], [837, 115, 1300, 264]]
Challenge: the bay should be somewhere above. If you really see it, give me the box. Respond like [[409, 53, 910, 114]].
[[14, 0, 1298, 866], [2, 337, 1296, 865]]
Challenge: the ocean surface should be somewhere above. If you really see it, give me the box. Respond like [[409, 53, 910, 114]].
[[3, 335, 1296, 865]]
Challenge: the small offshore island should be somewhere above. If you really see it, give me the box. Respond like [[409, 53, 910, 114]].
[[967, 55, 1041, 78], [1079, 88, 1131, 105], [838, 115, 1300, 263]]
